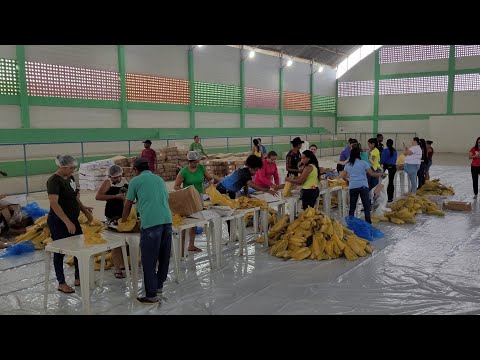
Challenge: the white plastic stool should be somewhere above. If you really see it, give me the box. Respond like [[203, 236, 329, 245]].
[[395, 170, 410, 197]]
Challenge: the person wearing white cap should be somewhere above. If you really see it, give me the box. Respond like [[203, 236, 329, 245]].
[[95, 165, 129, 278], [174, 151, 215, 253]]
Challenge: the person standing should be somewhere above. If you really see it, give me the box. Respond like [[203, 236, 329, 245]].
[[122, 158, 172, 304], [189, 135, 208, 158], [403, 137, 422, 193], [380, 139, 398, 202], [258, 138, 267, 157], [337, 138, 357, 172], [47, 155, 93, 294], [286, 137, 304, 177], [95, 165, 129, 279], [376, 134, 384, 154], [417, 138, 427, 189], [252, 139, 263, 158], [425, 140, 434, 181], [469, 137, 480, 199], [174, 151, 215, 253], [367, 138, 381, 190], [339, 146, 385, 224], [285, 150, 321, 210], [141, 140, 157, 173], [254, 151, 281, 190]]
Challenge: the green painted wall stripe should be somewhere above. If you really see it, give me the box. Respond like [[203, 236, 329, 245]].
[[379, 114, 432, 120], [337, 116, 372, 121], [373, 49, 380, 134], [0, 127, 329, 145], [447, 45, 456, 114], [28, 97, 121, 109], [335, 79, 338, 133], [245, 108, 280, 115], [279, 66, 284, 128], [118, 45, 128, 128], [310, 70, 314, 128], [16, 45, 29, 129], [283, 110, 310, 116], [240, 52, 245, 128], [312, 111, 336, 117], [454, 68, 480, 75], [127, 102, 189, 112], [188, 48, 195, 128], [0, 94, 20, 105], [379, 71, 449, 80]]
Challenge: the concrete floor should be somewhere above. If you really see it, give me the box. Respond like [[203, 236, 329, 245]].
[[1, 153, 479, 314]]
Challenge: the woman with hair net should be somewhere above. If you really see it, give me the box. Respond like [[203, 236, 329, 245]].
[[174, 151, 215, 253], [95, 165, 129, 278], [47, 155, 94, 294]]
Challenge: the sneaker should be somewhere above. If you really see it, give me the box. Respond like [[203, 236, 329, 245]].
[[157, 288, 163, 295], [474, 194, 478, 199], [137, 296, 160, 304]]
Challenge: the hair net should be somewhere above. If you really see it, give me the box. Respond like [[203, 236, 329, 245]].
[[187, 151, 202, 161], [108, 165, 123, 177], [55, 155, 77, 167]]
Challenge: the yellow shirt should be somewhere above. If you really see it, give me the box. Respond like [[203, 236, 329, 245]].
[[370, 148, 380, 170], [302, 164, 318, 189], [253, 150, 262, 158]]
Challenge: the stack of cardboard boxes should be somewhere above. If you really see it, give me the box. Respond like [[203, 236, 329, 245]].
[[203, 152, 250, 177], [156, 146, 188, 181]]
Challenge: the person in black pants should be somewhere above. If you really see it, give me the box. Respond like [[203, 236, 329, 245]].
[[380, 139, 398, 202], [417, 138, 427, 189], [47, 155, 94, 294], [469, 137, 480, 198], [95, 165, 129, 278]]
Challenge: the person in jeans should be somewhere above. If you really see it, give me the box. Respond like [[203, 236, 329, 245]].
[[285, 150, 321, 210], [380, 139, 398, 202], [403, 137, 422, 193], [122, 158, 172, 304], [47, 155, 93, 294], [469, 137, 480, 199], [340, 146, 385, 224], [95, 165, 129, 279]]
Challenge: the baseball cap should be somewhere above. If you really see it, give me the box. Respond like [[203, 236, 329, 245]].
[[291, 137, 304, 146], [133, 158, 149, 168], [143, 140, 152, 144]]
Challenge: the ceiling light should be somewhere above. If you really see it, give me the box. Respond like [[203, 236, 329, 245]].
[[286, 59, 293, 67], [249, 50, 255, 59], [318, 66, 324, 73], [197, 45, 203, 48]]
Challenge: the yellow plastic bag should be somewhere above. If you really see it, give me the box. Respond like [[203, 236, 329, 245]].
[[205, 184, 239, 208], [117, 207, 138, 232]]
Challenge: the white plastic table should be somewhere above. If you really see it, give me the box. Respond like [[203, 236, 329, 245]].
[[44, 232, 130, 314], [326, 186, 348, 219], [260, 199, 287, 247]]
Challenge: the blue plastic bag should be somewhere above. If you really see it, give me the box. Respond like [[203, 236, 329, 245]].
[[0, 241, 35, 258], [20, 202, 49, 221], [196, 227, 203, 234], [344, 216, 384, 241]]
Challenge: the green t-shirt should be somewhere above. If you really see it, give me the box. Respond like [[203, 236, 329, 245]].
[[360, 151, 369, 162], [179, 164, 206, 194], [189, 142, 204, 154], [46, 174, 80, 218], [126, 170, 172, 229]]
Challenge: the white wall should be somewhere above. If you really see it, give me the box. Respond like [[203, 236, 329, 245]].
[[29, 107, 121, 128], [453, 92, 480, 113], [380, 59, 449, 74], [194, 46, 240, 85], [313, 66, 337, 96], [127, 110, 189, 128], [0, 105, 20, 129], [245, 114, 278, 128], [0, 45, 16, 59], [283, 61, 310, 93], [283, 116, 309, 128], [379, 94, 446, 115], [195, 112, 239, 128], [313, 116, 335, 133], [378, 120, 428, 137], [124, 45, 188, 79], [455, 56, 480, 70], [337, 120, 372, 133], [340, 52, 375, 81], [245, 52, 279, 90], [337, 96, 374, 116], [25, 45, 118, 72], [429, 115, 479, 153]]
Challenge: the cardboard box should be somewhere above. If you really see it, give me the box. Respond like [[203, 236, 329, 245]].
[[443, 201, 472, 212], [168, 185, 204, 216]]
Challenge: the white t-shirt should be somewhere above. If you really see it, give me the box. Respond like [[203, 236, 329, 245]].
[[405, 145, 422, 165]]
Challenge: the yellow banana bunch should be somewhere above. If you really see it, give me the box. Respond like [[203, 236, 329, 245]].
[[117, 207, 138, 232], [205, 184, 239, 208]]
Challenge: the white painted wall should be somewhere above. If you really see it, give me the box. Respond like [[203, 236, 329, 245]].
[[313, 66, 337, 96], [340, 52, 375, 81], [194, 46, 240, 85], [128, 110, 189, 128], [380, 59, 448, 74], [124, 45, 189, 79], [245, 52, 279, 90], [378, 120, 428, 138], [337, 96, 374, 116], [195, 112, 239, 128], [313, 116, 335, 133], [283, 61, 310, 93], [336, 120, 372, 133], [245, 114, 278, 128], [29, 107, 121, 128], [379, 93, 446, 115], [283, 116, 309, 128], [455, 56, 480, 70], [0, 105, 20, 129], [453, 92, 480, 113], [429, 115, 480, 153], [0, 45, 16, 59]]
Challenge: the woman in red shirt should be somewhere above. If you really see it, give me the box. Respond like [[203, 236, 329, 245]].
[[469, 137, 480, 198], [254, 151, 282, 190]]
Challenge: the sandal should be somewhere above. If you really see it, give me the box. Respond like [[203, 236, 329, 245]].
[[114, 271, 126, 279], [58, 284, 75, 294], [74, 279, 80, 286], [187, 246, 202, 252]]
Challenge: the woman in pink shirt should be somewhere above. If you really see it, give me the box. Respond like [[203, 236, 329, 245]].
[[254, 151, 282, 190], [469, 136, 480, 198]]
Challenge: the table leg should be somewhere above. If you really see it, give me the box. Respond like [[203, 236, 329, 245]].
[[79, 256, 91, 314], [261, 209, 268, 248], [99, 252, 106, 287], [89, 256, 95, 290], [43, 251, 51, 310]]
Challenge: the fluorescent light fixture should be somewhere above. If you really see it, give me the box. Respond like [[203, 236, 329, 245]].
[[197, 45, 203, 48], [249, 50, 255, 58], [318, 66, 324, 73], [286, 59, 293, 67]]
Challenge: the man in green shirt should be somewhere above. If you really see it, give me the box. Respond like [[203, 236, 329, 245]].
[[122, 158, 172, 304], [189, 135, 208, 158]]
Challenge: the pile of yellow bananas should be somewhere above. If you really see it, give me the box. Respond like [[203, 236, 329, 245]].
[[417, 179, 454, 197], [15, 215, 52, 250], [268, 207, 373, 261], [172, 213, 185, 227], [117, 208, 139, 232]]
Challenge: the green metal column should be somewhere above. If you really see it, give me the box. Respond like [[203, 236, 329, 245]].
[[240, 50, 245, 128], [309, 66, 314, 128], [279, 66, 284, 128], [188, 48, 195, 129], [373, 49, 380, 135], [447, 45, 456, 114], [16, 45, 30, 129], [335, 79, 338, 134], [118, 45, 128, 128]]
